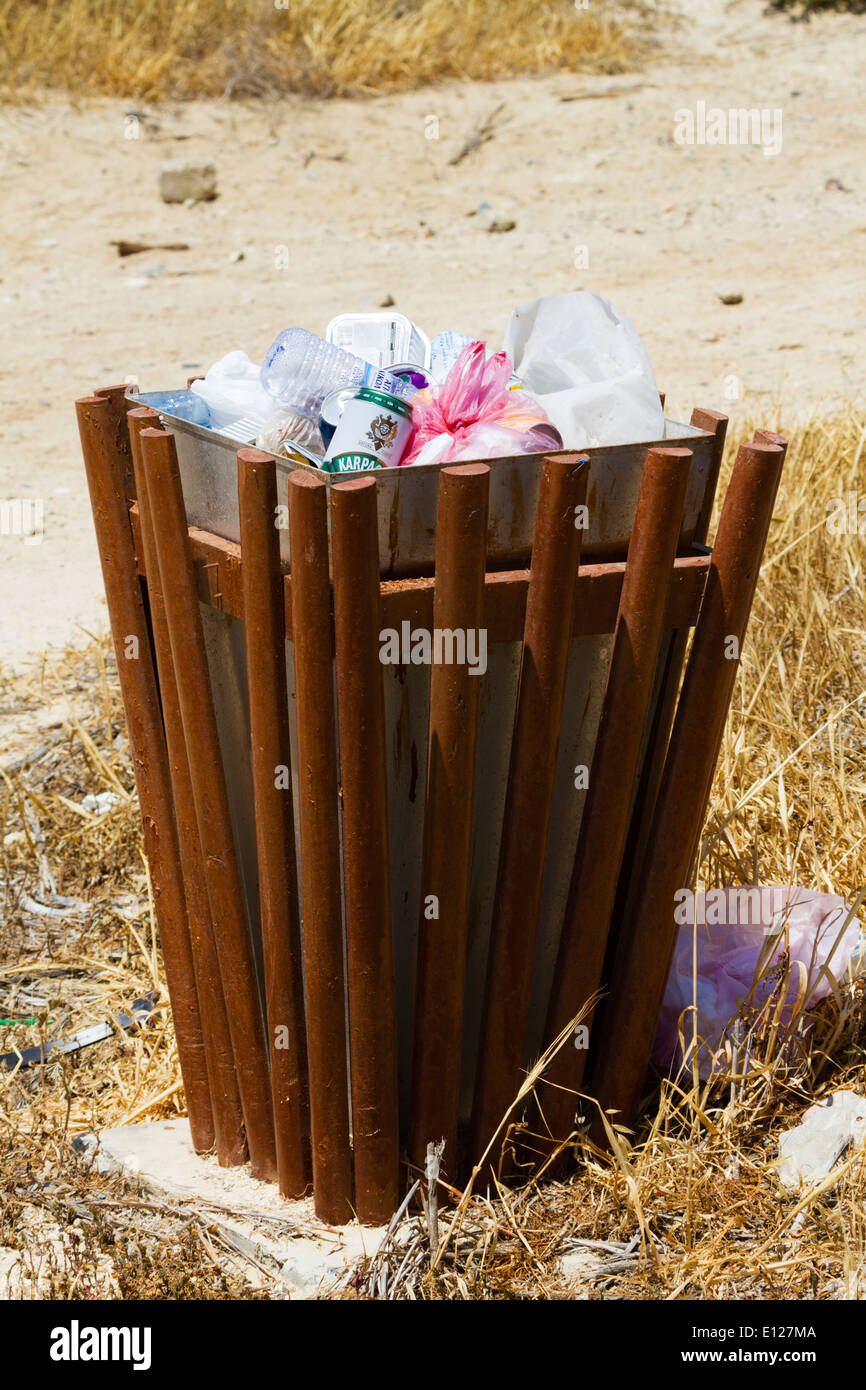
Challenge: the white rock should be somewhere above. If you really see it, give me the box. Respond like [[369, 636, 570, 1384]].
[[81, 791, 122, 815], [560, 1247, 598, 1282], [776, 1089, 866, 1191], [158, 159, 217, 204]]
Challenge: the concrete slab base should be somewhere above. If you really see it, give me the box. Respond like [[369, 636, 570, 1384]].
[[77, 1120, 386, 1298]]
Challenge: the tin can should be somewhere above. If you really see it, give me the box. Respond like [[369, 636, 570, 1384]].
[[323, 387, 414, 472], [318, 387, 356, 449]]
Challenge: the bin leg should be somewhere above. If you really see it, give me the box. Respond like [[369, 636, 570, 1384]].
[[539, 448, 693, 1163], [127, 407, 247, 1166], [590, 438, 786, 1140], [610, 410, 728, 927], [238, 449, 311, 1198], [470, 454, 588, 1179], [410, 464, 490, 1183], [141, 426, 278, 1182], [331, 476, 400, 1225], [74, 394, 214, 1154], [287, 470, 354, 1225]]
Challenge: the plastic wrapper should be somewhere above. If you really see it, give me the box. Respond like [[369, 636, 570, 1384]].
[[654, 886, 862, 1079], [256, 410, 325, 458], [400, 341, 561, 468]]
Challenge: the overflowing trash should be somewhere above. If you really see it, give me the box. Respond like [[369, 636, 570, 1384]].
[[143, 292, 665, 474], [654, 886, 862, 1080]]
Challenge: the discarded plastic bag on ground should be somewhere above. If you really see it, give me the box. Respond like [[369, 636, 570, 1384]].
[[503, 291, 665, 449], [653, 886, 862, 1079], [400, 340, 561, 467]]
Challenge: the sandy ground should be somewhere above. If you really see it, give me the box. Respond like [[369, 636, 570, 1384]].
[[0, 0, 864, 684]]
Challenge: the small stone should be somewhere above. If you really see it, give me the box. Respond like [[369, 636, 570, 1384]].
[[380, 293, 396, 307], [477, 209, 516, 234], [229, 250, 245, 263], [776, 1089, 866, 1191], [716, 290, 743, 306], [159, 159, 217, 204]]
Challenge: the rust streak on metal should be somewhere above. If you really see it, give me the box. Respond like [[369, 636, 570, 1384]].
[[238, 448, 311, 1198], [410, 464, 490, 1179], [541, 448, 693, 1160], [591, 438, 787, 1139], [74, 395, 214, 1154], [287, 469, 353, 1223], [128, 407, 246, 1166], [141, 426, 278, 1181], [471, 454, 589, 1176], [331, 476, 400, 1225]]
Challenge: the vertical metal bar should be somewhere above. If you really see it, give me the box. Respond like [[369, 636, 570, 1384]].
[[540, 448, 693, 1153], [692, 408, 729, 544], [410, 464, 490, 1179], [128, 406, 247, 1168], [91, 384, 138, 507], [591, 439, 786, 1137], [470, 454, 589, 1173], [238, 448, 311, 1198], [74, 396, 214, 1154], [607, 411, 729, 939], [141, 425, 278, 1182], [331, 476, 399, 1225], [287, 469, 353, 1224]]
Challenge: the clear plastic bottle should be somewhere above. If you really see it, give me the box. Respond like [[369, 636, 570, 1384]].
[[261, 327, 415, 422], [137, 389, 211, 426]]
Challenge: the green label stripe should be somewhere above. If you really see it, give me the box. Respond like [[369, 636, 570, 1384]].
[[323, 452, 383, 473]]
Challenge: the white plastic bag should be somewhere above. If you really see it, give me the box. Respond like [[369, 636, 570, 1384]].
[[191, 350, 273, 431], [503, 292, 665, 449]]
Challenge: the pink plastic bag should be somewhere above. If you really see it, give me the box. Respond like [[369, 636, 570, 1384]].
[[653, 886, 861, 1079], [401, 341, 561, 467]]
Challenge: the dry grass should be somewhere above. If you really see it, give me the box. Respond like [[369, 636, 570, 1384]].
[[0, 0, 643, 103], [0, 403, 864, 1297]]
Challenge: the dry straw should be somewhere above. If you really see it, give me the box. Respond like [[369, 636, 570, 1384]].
[[0, 0, 640, 102]]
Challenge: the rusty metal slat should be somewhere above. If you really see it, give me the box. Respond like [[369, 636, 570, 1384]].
[[692, 408, 729, 544], [128, 407, 247, 1167], [409, 464, 490, 1179], [470, 454, 589, 1175], [331, 476, 400, 1225], [607, 411, 729, 945], [591, 438, 787, 1139], [74, 395, 214, 1154], [287, 469, 354, 1224], [540, 447, 693, 1155], [141, 425, 278, 1182], [238, 448, 312, 1198]]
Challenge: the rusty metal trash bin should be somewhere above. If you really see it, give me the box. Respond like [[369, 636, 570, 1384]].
[[76, 385, 785, 1224]]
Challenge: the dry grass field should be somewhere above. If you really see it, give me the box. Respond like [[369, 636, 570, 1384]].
[[0, 0, 640, 101]]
